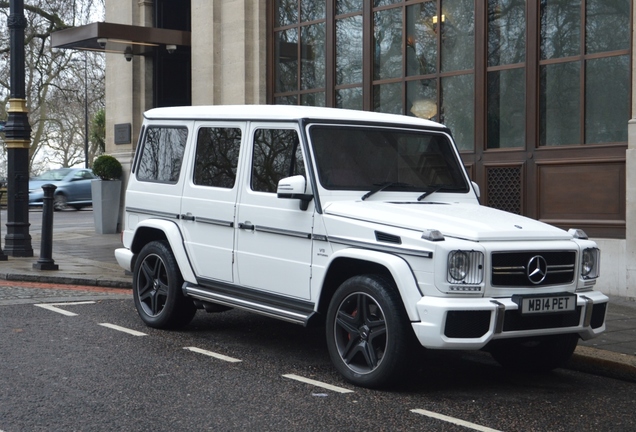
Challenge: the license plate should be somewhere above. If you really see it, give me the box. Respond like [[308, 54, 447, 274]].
[[513, 294, 577, 315]]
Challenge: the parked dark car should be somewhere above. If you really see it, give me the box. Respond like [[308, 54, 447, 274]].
[[29, 168, 97, 210]]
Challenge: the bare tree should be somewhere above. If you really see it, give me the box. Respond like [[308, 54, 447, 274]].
[[0, 0, 105, 175]]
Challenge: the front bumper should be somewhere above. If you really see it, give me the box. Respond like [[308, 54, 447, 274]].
[[411, 291, 608, 350]]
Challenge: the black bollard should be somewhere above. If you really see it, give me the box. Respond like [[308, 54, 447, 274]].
[[33, 183, 58, 270], [0, 190, 7, 261]]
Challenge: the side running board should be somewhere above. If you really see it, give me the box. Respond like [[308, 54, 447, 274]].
[[182, 282, 315, 326]]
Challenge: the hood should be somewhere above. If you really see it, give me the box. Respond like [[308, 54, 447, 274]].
[[323, 201, 572, 242], [29, 179, 66, 190]]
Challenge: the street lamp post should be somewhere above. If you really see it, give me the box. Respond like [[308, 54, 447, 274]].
[[4, 0, 33, 257], [71, 53, 90, 168], [83, 52, 89, 168]]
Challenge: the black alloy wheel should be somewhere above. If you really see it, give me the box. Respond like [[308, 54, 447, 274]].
[[133, 240, 196, 329], [326, 274, 413, 388]]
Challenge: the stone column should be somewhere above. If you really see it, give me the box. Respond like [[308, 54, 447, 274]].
[[191, 0, 266, 105]]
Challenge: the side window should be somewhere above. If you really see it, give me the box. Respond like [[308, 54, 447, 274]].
[[251, 129, 305, 193], [78, 170, 95, 179], [137, 127, 188, 183], [193, 127, 242, 188]]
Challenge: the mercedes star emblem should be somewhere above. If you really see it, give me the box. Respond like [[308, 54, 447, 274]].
[[527, 255, 548, 284]]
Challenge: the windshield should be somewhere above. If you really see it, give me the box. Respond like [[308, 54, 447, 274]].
[[35, 169, 73, 181], [309, 126, 469, 194]]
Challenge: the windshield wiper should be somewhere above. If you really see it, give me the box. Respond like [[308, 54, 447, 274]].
[[361, 182, 416, 201], [417, 184, 465, 201], [417, 187, 442, 201]]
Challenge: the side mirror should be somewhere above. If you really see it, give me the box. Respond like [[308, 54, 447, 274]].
[[277, 175, 313, 211], [471, 181, 481, 199]]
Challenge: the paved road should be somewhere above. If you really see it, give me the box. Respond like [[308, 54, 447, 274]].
[[1, 282, 635, 432]]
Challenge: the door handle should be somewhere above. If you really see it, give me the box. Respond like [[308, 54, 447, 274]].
[[180, 213, 195, 221], [239, 222, 255, 231]]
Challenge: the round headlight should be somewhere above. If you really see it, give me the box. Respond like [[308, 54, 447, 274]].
[[448, 251, 470, 281], [582, 249, 595, 276]]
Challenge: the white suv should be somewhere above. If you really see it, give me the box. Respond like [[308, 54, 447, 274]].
[[116, 105, 608, 388]]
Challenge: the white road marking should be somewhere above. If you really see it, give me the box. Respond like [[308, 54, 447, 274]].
[[34, 301, 96, 316], [411, 409, 502, 432], [183, 346, 242, 363], [98, 323, 147, 336], [282, 374, 354, 394]]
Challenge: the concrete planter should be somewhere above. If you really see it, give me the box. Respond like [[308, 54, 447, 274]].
[[91, 179, 122, 234]]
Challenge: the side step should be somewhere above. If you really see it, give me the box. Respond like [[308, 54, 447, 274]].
[[183, 282, 315, 326]]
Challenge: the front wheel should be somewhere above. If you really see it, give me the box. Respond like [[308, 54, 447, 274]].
[[488, 333, 579, 372], [132, 240, 196, 329], [326, 275, 413, 389]]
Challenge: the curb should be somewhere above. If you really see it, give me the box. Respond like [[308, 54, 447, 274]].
[[0, 273, 132, 289], [568, 346, 636, 382]]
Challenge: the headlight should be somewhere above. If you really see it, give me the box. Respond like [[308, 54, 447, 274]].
[[447, 250, 484, 284], [581, 248, 600, 279]]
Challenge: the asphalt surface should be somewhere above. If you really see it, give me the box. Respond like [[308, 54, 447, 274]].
[[3, 296, 636, 431], [0, 209, 635, 384]]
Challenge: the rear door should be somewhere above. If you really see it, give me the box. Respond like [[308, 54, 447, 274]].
[[179, 122, 244, 283]]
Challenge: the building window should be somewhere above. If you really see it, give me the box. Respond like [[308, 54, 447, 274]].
[[539, 0, 630, 146], [270, 0, 630, 150], [274, 0, 327, 106], [336, 3, 364, 109], [486, 0, 526, 149], [372, 0, 475, 153]]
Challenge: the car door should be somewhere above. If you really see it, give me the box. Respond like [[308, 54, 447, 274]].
[[70, 169, 95, 202], [234, 123, 314, 300], [179, 122, 244, 283]]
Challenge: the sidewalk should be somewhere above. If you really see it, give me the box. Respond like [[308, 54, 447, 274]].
[[0, 226, 131, 288], [0, 226, 635, 381]]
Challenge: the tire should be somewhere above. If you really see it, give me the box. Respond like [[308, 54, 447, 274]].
[[132, 240, 196, 329], [325, 274, 413, 388], [489, 333, 579, 373], [53, 194, 68, 211]]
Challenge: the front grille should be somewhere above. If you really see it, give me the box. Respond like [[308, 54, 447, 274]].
[[444, 310, 491, 338], [503, 307, 582, 332], [492, 251, 576, 287]]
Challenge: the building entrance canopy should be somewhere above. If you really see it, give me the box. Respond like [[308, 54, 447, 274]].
[[51, 22, 190, 56]]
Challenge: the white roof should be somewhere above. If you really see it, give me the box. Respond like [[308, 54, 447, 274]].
[[144, 104, 445, 129]]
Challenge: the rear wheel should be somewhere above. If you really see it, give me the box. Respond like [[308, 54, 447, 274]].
[[133, 240, 196, 329], [326, 274, 413, 388], [489, 333, 579, 372]]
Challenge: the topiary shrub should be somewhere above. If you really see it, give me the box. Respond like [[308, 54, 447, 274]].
[[92, 154, 123, 181]]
